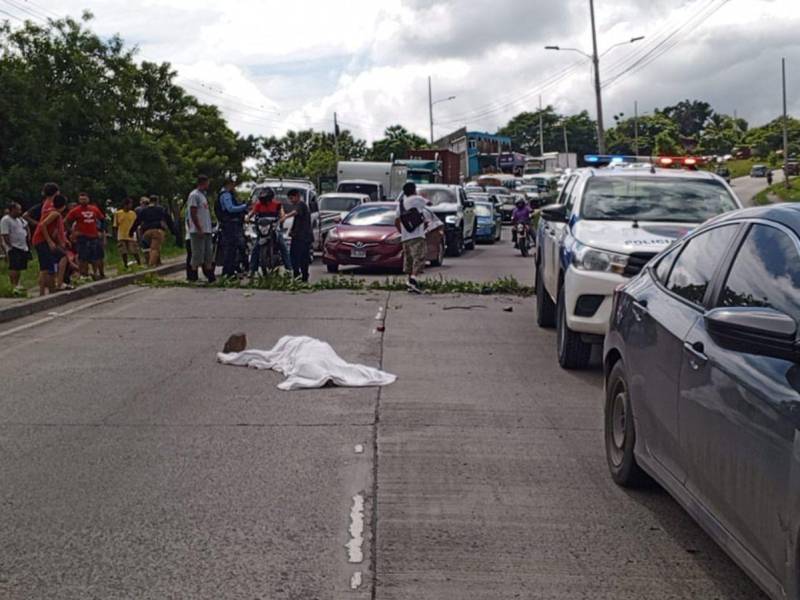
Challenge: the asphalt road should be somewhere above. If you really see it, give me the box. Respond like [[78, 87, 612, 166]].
[[0, 239, 768, 599], [731, 169, 784, 206]]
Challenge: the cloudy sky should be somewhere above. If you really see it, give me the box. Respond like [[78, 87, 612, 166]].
[[20, 0, 800, 141]]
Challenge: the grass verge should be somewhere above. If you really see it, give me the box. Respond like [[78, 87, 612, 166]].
[[0, 239, 185, 298], [753, 178, 800, 206], [139, 271, 534, 296]]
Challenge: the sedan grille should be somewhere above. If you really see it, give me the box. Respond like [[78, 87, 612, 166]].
[[624, 252, 658, 277]]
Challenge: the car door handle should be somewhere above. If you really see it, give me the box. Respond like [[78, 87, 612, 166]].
[[631, 299, 648, 322], [683, 341, 708, 370]]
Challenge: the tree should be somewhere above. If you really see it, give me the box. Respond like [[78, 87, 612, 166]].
[[606, 112, 680, 156], [661, 99, 714, 138], [254, 128, 367, 180], [498, 108, 597, 159], [368, 126, 428, 161], [0, 15, 253, 209], [696, 114, 746, 156]]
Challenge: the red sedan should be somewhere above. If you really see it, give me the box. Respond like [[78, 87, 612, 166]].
[[323, 202, 445, 273]]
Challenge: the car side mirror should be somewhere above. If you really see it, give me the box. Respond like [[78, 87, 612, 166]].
[[705, 307, 799, 362], [540, 203, 568, 223], [463, 199, 475, 209]]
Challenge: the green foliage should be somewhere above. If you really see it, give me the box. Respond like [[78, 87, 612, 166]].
[[744, 117, 800, 159], [367, 125, 429, 161], [754, 178, 800, 206], [0, 17, 252, 209], [255, 129, 367, 182], [498, 107, 597, 158], [139, 272, 534, 296]]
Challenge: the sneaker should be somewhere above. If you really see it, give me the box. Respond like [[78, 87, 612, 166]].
[[406, 278, 422, 294]]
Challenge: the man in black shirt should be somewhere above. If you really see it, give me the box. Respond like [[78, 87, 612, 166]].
[[128, 198, 178, 266], [284, 189, 312, 282]]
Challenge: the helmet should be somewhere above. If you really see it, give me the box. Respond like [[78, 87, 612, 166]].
[[515, 198, 526, 208], [258, 187, 275, 202]]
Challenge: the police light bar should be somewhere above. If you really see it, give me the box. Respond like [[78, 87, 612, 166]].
[[656, 156, 705, 169], [584, 155, 638, 166]]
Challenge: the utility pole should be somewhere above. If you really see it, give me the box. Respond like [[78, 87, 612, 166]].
[[562, 120, 569, 153], [333, 112, 340, 163], [634, 100, 639, 157], [782, 58, 790, 188], [539, 95, 545, 156], [428, 76, 434, 145], [589, 0, 606, 154]]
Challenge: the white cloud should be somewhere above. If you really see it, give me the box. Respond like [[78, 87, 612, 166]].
[[22, 0, 800, 141]]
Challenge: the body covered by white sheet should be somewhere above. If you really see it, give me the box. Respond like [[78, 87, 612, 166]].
[[217, 335, 397, 390]]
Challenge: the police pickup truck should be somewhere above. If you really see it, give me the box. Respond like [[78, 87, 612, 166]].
[[534, 158, 743, 369]]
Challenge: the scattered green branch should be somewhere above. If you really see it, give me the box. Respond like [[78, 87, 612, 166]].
[[138, 271, 534, 296]]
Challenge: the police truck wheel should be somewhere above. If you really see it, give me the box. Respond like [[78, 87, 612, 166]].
[[535, 264, 556, 328], [556, 286, 592, 369]]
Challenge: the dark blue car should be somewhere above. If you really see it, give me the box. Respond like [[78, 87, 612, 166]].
[[473, 200, 502, 243], [604, 203, 800, 600]]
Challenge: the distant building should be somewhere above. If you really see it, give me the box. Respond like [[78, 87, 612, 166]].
[[433, 127, 512, 181]]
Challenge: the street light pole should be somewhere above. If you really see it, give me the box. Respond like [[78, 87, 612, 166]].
[[589, 0, 605, 154], [562, 120, 569, 153], [634, 100, 639, 156], [782, 58, 790, 188], [539, 95, 544, 156], [428, 76, 434, 145]]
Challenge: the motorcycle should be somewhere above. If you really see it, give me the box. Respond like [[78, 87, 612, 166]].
[[246, 215, 283, 276], [514, 222, 531, 257]]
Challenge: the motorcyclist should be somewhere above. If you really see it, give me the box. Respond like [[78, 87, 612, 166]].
[[511, 198, 532, 244], [248, 187, 291, 275]]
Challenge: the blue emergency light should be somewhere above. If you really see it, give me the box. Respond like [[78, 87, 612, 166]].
[[584, 155, 639, 166]]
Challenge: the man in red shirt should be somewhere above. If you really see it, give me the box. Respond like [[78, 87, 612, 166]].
[[65, 192, 106, 279]]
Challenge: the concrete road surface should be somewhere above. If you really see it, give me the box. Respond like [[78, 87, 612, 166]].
[[0, 239, 768, 599]]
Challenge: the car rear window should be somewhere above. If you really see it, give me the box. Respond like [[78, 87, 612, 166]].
[[343, 205, 396, 226], [581, 176, 738, 223]]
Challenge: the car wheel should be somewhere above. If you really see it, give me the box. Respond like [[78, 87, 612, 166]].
[[556, 285, 592, 369], [430, 238, 445, 267], [535, 263, 556, 328], [465, 224, 476, 250], [605, 360, 649, 487], [326, 264, 339, 273], [448, 229, 464, 257]]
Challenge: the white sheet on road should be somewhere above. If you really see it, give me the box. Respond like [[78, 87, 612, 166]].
[[217, 335, 397, 390]]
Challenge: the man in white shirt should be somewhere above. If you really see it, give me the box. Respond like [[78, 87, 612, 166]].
[[0, 202, 30, 292], [395, 182, 430, 294], [186, 174, 216, 283]]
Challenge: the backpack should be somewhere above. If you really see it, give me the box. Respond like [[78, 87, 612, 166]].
[[214, 190, 227, 223], [399, 195, 425, 232]]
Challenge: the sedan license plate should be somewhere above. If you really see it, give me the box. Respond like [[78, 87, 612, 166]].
[[350, 249, 367, 258]]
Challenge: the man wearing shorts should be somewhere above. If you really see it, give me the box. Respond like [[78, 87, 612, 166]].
[[65, 192, 106, 279], [187, 175, 216, 283], [395, 182, 430, 294], [0, 202, 30, 293], [113, 197, 140, 267], [32, 194, 68, 295]]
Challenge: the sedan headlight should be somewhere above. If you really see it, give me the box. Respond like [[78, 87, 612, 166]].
[[326, 229, 340, 243], [386, 235, 402, 245], [572, 242, 628, 275]]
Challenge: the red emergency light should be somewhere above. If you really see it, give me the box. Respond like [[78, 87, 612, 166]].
[[656, 156, 704, 170]]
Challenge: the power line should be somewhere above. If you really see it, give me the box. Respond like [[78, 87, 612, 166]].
[[0, 0, 50, 22], [602, 0, 731, 90]]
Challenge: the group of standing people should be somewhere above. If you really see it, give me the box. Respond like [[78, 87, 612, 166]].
[[0, 183, 178, 296], [1, 176, 317, 295]]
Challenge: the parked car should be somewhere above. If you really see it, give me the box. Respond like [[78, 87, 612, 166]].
[[535, 166, 742, 369], [751, 164, 770, 178], [417, 184, 477, 257], [603, 202, 800, 600], [318, 193, 371, 244], [322, 202, 445, 273], [473, 201, 502, 243]]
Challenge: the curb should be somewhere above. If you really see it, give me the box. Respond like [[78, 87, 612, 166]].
[[0, 260, 185, 324]]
